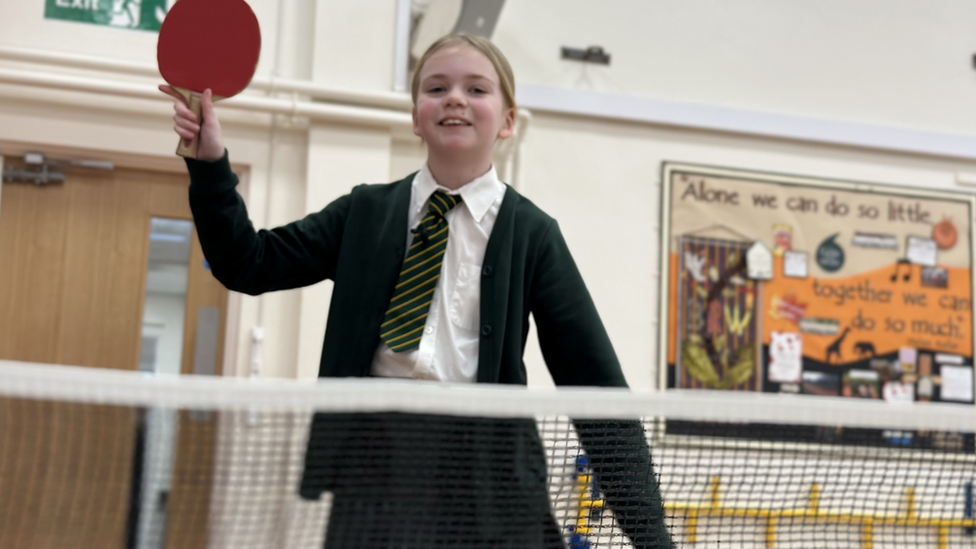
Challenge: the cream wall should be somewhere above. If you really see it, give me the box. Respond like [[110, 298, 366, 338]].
[[1, 1, 976, 390], [9, 0, 976, 134], [311, 0, 396, 89], [495, 0, 976, 135]]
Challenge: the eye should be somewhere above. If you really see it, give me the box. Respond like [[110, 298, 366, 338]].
[[426, 85, 445, 93]]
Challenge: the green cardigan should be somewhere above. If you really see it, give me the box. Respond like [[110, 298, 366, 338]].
[[187, 154, 622, 387], [185, 153, 674, 548]]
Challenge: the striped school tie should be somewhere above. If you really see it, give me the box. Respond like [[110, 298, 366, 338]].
[[380, 191, 462, 352]]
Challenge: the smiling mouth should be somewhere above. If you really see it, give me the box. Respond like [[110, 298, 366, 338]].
[[439, 119, 471, 126]]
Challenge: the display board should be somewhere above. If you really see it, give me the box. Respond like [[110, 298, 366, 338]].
[[659, 163, 976, 405]]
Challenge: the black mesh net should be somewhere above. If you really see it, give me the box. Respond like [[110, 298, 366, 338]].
[[1, 367, 974, 549]]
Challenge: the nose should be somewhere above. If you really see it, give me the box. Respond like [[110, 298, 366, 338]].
[[442, 86, 467, 107]]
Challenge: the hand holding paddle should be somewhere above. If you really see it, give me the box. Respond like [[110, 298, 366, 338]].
[[160, 85, 225, 162], [157, 0, 261, 159]]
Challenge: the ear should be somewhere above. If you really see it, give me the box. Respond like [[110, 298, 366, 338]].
[[496, 107, 516, 140], [412, 107, 422, 137]]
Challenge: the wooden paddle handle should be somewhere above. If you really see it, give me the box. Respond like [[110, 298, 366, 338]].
[[175, 89, 203, 159]]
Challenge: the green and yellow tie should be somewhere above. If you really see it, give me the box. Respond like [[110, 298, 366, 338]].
[[380, 191, 462, 352]]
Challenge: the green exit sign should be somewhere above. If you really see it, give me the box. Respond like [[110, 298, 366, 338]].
[[44, 0, 172, 32]]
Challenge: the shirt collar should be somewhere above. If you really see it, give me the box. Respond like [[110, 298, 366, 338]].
[[412, 164, 505, 223]]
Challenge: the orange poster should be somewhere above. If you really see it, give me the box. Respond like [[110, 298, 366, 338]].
[[659, 164, 975, 404]]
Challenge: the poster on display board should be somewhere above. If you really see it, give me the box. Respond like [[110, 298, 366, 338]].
[[658, 163, 976, 407]]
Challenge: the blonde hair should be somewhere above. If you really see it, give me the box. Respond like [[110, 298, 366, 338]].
[[411, 34, 516, 111]]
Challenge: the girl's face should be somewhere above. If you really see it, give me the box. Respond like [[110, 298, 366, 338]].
[[413, 46, 515, 161]]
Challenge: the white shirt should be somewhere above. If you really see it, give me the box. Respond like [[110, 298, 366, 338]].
[[370, 164, 506, 382]]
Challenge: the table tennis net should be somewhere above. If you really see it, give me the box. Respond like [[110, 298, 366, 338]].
[[1, 360, 974, 549]]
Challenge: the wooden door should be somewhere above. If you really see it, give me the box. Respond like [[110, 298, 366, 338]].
[[0, 159, 227, 549], [164, 231, 228, 549]]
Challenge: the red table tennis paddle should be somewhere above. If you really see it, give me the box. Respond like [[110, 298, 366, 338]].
[[157, 0, 261, 158]]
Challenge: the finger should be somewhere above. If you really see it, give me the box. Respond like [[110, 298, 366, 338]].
[[200, 88, 218, 127], [173, 101, 198, 123], [174, 116, 200, 134], [158, 84, 188, 106], [174, 124, 197, 140]]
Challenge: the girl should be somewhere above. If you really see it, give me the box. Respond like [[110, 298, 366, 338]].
[[161, 34, 672, 549]]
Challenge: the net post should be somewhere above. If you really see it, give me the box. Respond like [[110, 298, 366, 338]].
[[809, 483, 821, 514], [765, 515, 776, 548]]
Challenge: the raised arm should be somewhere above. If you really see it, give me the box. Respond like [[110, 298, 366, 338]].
[[160, 84, 352, 295], [185, 155, 352, 295]]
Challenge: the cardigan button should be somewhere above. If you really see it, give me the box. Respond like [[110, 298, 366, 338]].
[[481, 324, 492, 336], [482, 265, 493, 277]]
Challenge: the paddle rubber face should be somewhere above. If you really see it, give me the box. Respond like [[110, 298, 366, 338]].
[[157, 0, 261, 98]]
